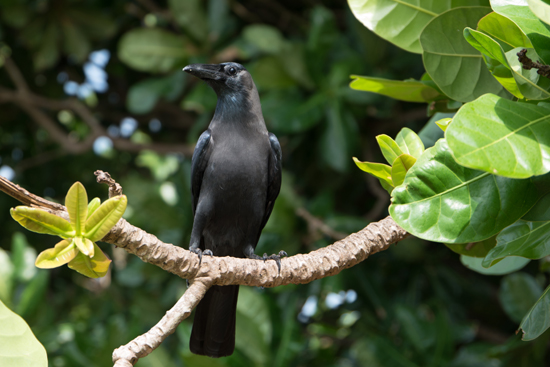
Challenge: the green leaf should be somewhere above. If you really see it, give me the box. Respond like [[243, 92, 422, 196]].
[[491, 0, 550, 64], [348, 0, 490, 54], [242, 24, 286, 54], [499, 272, 542, 323], [376, 135, 404, 165], [391, 154, 417, 186], [0, 299, 47, 367], [395, 128, 425, 159], [353, 157, 394, 189], [118, 28, 189, 73], [477, 12, 533, 51], [127, 73, 186, 114], [235, 288, 272, 365], [420, 7, 509, 102], [10, 207, 73, 237], [523, 192, 550, 221], [349, 76, 441, 102], [68, 243, 111, 278], [528, 0, 550, 25], [445, 235, 497, 257], [435, 118, 452, 131], [320, 102, 354, 172], [460, 255, 530, 275], [74, 237, 94, 257], [35, 239, 78, 269], [65, 182, 88, 235], [11, 233, 36, 282], [390, 139, 541, 243], [419, 113, 454, 148], [520, 283, 550, 340], [85, 195, 127, 242], [465, 27, 550, 99], [446, 94, 550, 178], [483, 220, 550, 266], [87, 198, 101, 218], [168, 0, 208, 41]]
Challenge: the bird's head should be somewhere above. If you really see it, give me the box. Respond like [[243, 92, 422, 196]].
[[183, 62, 254, 98]]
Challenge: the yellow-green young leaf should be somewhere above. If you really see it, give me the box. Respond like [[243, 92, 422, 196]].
[[376, 135, 404, 165], [395, 128, 424, 159], [435, 118, 452, 132], [68, 243, 111, 278], [87, 198, 101, 218], [74, 237, 94, 257], [10, 207, 74, 237], [353, 157, 393, 186], [391, 154, 417, 186], [85, 195, 127, 242], [35, 239, 78, 269], [66, 182, 88, 235]]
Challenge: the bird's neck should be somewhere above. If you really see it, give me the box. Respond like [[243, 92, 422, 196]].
[[211, 90, 267, 133]]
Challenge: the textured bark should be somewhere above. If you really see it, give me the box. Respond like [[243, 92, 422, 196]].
[[0, 175, 409, 366]]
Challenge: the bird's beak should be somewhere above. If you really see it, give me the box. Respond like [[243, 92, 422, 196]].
[[183, 64, 222, 81]]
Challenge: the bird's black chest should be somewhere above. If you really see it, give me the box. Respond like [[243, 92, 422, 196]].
[[199, 129, 270, 254]]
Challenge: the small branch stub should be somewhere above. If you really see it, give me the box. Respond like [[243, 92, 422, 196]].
[[95, 170, 123, 198]]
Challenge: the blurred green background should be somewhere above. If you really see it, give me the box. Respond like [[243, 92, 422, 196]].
[[0, 0, 548, 366]]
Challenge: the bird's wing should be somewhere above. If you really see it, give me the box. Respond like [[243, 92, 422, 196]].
[[191, 129, 212, 214], [259, 132, 282, 232]]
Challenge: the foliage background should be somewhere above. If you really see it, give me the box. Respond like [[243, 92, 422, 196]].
[[0, 0, 548, 366]]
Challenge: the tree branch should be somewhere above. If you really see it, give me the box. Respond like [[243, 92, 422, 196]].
[[0, 173, 409, 366]]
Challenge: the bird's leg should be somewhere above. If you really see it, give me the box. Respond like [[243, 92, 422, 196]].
[[189, 209, 213, 265], [243, 245, 287, 274]]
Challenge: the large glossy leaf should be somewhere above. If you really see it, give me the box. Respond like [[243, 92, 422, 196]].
[[523, 192, 550, 221], [499, 272, 542, 323], [85, 195, 127, 242], [348, 0, 490, 54], [10, 207, 73, 237], [447, 94, 550, 178], [0, 299, 47, 367], [66, 182, 88, 235], [519, 283, 550, 340], [445, 235, 497, 257], [528, 0, 550, 25], [35, 239, 78, 269], [68, 243, 111, 278], [483, 220, 550, 266], [463, 29, 550, 99], [420, 7, 508, 102], [477, 12, 533, 51], [118, 28, 189, 73], [376, 135, 404, 165], [395, 128, 425, 159], [460, 255, 530, 275], [391, 154, 416, 186], [390, 139, 541, 243], [349, 76, 441, 102], [491, 0, 550, 64]]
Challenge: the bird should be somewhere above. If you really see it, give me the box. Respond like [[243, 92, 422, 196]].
[[183, 62, 286, 358]]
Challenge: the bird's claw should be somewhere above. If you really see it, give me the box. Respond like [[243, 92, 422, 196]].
[[262, 250, 287, 274], [190, 248, 213, 265]]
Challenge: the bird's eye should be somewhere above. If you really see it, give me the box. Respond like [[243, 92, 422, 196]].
[[227, 67, 236, 75]]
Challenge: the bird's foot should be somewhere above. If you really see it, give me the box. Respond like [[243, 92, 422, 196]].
[[190, 248, 213, 265], [261, 250, 288, 274]]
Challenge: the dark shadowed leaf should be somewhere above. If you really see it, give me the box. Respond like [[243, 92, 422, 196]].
[[519, 283, 550, 340], [446, 235, 497, 257], [499, 272, 542, 323], [483, 220, 550, 267], [523, 192, 550, 221]]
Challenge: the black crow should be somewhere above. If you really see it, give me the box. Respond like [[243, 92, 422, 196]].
[[183, 62, 285, 357]]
